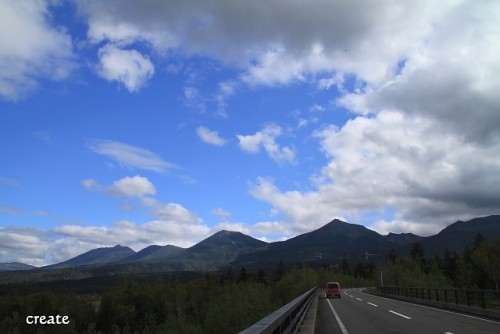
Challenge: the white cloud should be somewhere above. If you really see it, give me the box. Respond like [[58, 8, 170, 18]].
[[250, 220, 292, 237], [211, 207, 231, 220], [95, 44, 155, 92], [88, 139, 176, 172], [82, 175, 156, 198], [141, 197, 202, 226], [2, 216, 289, 265], [237, 125, 296, 164], [0, 227, 49, 266], [81, 178, 98, 190], [0, 199, 208, 265], [196, 126, 226, 146], [215, 80, 237, 117], [106, 175, 156, 197], [3, 0, 500, 258], [0, 0, 75, 100], [52, 219, 210, 263], [251, 111, 500, 236], [250, 177, 331, 233]]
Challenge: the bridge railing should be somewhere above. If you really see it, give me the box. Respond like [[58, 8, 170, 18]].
[[239, 287, 316, 334], [377, 286, 500, 319]]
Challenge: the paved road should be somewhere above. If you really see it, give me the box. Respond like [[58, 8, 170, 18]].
[[315, 288, 500, 334]]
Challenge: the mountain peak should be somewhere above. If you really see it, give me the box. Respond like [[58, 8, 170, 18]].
[[191, 230, 266, 250], [44, 245, 135, 269], [327, 218, 347, 225], [385, 232, 424, 246]]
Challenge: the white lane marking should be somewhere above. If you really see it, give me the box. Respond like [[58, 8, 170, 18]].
[[356, 298, 363, 301], [444, 332, 454, 334], [389, 310, 412, 319], [367, 302, 378, 307], [377, 295, 500, 325], [327, 299, 350, 334]]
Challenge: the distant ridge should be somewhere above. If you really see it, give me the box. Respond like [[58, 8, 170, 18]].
[[409, 215, 500, 256], [121, 245, 184, 263], [0, 262, 36, 271], [4, 215, 497, 279], [161, 230, 268, 271], [384, 232, 424, 246], [233, 218, 394, 267], [43, 245, 135, 269]]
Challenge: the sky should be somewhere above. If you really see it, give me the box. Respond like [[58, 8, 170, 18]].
[[1, 0, 500, 266]]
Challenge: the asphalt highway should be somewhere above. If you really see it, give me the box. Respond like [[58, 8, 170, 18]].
[[315, 288, 500, 334]]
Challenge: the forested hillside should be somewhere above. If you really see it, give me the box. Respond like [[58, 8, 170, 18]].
[[1, 234, 498, 333]]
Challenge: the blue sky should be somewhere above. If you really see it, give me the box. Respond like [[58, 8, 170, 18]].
[[1, 0, 500, 265]]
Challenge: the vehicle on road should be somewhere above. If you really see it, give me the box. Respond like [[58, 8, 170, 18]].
[[326, 281, 341, 298]]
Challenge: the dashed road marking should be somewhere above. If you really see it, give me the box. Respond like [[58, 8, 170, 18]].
[[356, 298, 363, 301], [367, 302, 378, 307], [389, 310, 412, 319]]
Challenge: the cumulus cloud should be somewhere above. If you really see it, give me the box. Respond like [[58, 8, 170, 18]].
[[74, 0, 442, 89], [196, 126, 226, 146], [51, 219, 210, 264], [338, 0, 500, 144], [0, 199, 207, 265], [82, 175, 156, 200], [3, 0, 500, 260], [88, 139, 176, 172], [0, 227, 49, 266], [237, 125, 296, 164], [251, 111, 500, 236], [250, 220, 293, 238], [141, 197, 202, 226], [95, 44, 155, 92], [1, 216, 290, 265], [0, 0, 75, 100], [106, 175, 156, 197]]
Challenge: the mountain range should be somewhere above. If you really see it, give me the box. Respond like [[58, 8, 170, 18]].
[[1, 215, 499, 278]]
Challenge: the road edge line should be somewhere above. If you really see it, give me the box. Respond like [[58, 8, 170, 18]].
[[327, 299, 350, 334]]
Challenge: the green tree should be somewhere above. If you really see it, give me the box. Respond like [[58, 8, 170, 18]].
[[340, 258, 350, 274], [237, 267, 249, 283], [410, 242, 424, 260], [274, 260, 285, 282], [471, 238, 500, 290]]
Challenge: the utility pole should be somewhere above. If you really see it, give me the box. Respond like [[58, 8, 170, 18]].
[[366, 252, 387, 287]]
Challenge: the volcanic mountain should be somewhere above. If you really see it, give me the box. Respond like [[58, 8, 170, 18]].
[[42, 245, 135, 270]]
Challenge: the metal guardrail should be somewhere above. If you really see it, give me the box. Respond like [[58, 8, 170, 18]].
[[378, 286, 500, 310], [239, 287, 316, 334]]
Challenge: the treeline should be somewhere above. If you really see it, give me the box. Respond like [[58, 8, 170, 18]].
[[380, 235, 500, 290], [2, 235, 498, 333], [0, 265, 332, 334]]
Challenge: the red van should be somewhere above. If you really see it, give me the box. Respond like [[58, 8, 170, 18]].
[[325, 282, 341, 298]]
